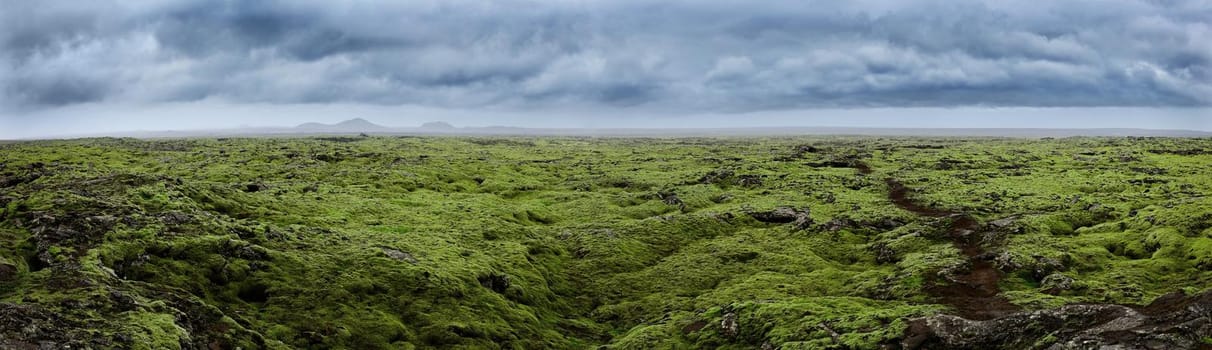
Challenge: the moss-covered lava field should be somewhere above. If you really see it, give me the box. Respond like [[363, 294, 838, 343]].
[[2, 136, 1210, 349]]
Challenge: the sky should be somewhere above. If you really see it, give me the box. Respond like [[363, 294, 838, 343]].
[[1, 0, 1210, 138]]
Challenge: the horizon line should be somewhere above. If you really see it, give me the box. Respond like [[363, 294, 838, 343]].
[[9, 124, 1212, 141]]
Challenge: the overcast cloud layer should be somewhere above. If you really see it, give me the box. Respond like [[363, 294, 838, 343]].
[[3, 0, 1211, 114]]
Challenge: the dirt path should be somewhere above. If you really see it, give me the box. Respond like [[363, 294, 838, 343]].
[[861, 164, 1018, 320], [852, 161, 1211, 348]]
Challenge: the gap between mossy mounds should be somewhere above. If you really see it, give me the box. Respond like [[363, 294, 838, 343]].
[[855, 161, 1212, 349], [883, 177, 1019, 321], [857, 162, 1018, 321]]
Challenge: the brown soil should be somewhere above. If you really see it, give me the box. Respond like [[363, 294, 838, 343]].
[[875, 169, 1019, 320], [858, 162, 1212, 347]]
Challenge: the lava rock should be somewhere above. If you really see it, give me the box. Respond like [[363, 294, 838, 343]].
[[478, 273, 511, 294], [158, 211, 192, 225], [657, 191, 685, 207], [0, 261, 17, 282], [699, 169, 736, 184], [1028, 255, 1070, 281], [748, 207, 813, 231], [243, 183, 268, 193], [901, 290, 1212, 349], [0, 303, 92, 349], [870, 242, 898, 264], [721, 312, 739, 338], [1040, 273, 1076, 295], [382, 248, 418, 264], [991, 252, 1021, 272]]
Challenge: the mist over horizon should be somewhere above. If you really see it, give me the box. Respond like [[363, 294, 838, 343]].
[[3, 105, 1212, 139], [2, 105, 1212, 137]]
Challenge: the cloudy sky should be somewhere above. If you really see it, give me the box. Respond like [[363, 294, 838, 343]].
[[1, 0, 1210, 137]]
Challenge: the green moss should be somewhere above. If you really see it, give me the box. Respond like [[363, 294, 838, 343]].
[[1, 136, 1209, 348], [121, 312, 188, 350]]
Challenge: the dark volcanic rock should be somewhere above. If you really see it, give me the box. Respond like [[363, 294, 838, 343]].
[[736, 174, 764, 187], [660, 193, 683, 206], [0, 262, 17, 282], [138, 285, 271, 349], [478, 273, 511, 294], [657, 191, 686, 210], [699, 169, 736, 184], [901, 290, 1212, 349], [0, 303, 95, 349], [869, 242, 898, 264], [748, 207, 813, 230], [0, 261, 16, 282], [721, 312, 739, 338], [0, 167, 44, 188], [1040, 273, 1077, 295], [381, 248, 418, 264], [158, 211, 192, 225], [23, 212, 124, 270], [987, 216, 1020, 231], [243, 183, 267, 192]]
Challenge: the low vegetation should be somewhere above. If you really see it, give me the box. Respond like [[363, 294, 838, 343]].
[[1, 136, 1209, 349]]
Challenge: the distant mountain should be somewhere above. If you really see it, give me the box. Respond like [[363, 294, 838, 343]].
[[420, 121, 456, 129], [295, 122, 327, 129], [296, 118, 388, 132], [334, 118, 386, 130]]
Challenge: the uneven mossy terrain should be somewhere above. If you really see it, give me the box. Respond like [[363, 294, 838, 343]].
[[1, 136, 1209, 349]]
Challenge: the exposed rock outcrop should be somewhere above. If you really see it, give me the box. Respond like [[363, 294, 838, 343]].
[[901, 290, 1212, 349], [382, 247, 418, 264], [748, 207, 813, 231]]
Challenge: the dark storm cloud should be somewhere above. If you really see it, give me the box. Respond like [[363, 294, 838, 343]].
[[1, 0, 1209, 110]]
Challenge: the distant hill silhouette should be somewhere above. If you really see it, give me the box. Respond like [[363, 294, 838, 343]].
[[420, 121, 456, 129], [296, 118, 387, 132]]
